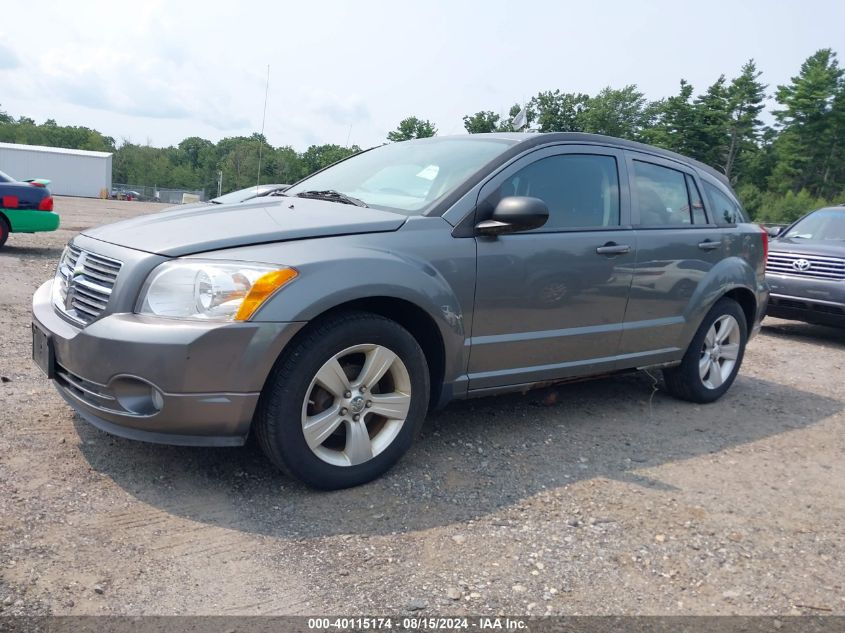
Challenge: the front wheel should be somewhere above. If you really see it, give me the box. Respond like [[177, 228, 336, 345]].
[[255, 311, 429, 489], [662, 298, 748, 403]]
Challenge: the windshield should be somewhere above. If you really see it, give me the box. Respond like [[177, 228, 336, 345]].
[[212, 184, 282, 204], [783, 208, 845, 241], [0, 169, 14, 183], [285, 137, 514, 215]]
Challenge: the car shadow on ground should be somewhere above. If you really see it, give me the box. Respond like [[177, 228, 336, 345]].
[[72, 370, 842, 539], [761, 318, 845, 350]]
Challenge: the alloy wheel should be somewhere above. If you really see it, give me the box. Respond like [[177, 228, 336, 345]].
[[301, 344, 412, 467], [699, 314, 741, 389]]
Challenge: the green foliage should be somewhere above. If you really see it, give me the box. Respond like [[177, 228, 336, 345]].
[[578, 85, 650, 140], [771, 49, 845, 199], [528, 90, 588, 132], [387, 116, 437, 142], [463, 111, 500, 134], [744, 187, 843, 223]]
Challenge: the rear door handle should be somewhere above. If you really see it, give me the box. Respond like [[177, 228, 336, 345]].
[[698, 240, 721, 251], [596, 243, 631, 255]]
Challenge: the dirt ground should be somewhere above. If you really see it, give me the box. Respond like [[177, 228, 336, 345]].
[[1, 196, 843, 616]]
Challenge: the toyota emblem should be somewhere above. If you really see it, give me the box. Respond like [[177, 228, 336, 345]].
[[792, 258, 811, 272]]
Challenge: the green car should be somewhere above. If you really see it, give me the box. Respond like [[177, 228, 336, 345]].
[[0, 169, 60, 249]]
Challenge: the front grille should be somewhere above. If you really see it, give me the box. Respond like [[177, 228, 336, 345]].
[[54, 244, 122, 324], [766, 252, 845, 281]]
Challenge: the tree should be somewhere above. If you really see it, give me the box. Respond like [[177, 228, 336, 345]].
[[528, 90, 588, 132], [723, 60, 767, 182], [387, 117, 437, 142], [771, 48, 844, 197], [642, 80, 699, 156], [578, 85, 649, 140], [463, 111, 500, 134], [691, 75, 732, 169], [300, 144, 361, 174]]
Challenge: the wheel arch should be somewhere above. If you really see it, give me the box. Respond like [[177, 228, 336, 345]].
[[722, 286, 757, 334], [267, 296, 448, 411]]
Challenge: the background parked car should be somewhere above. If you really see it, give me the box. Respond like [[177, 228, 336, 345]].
[[166, 183, 290, 212], [766, 205, 845, 327], [110, 188, 143, 201], [0, 169, 59, 249]]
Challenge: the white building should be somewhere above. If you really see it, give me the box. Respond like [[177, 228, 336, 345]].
[[0, 141, 112, 197]]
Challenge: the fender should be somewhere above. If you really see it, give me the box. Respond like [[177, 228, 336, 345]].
[[201, 217, 478, 388]]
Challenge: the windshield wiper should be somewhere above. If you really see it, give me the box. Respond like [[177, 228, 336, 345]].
[[295, 190, 368, 207]]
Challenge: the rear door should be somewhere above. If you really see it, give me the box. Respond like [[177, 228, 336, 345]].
[[468, 144, 636, 391], [618, 152, 723, 362]]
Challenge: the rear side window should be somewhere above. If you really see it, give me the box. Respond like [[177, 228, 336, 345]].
[[632, 161, 695, 226], [704, 182, 746, 225], [495, 154, 620, 230]]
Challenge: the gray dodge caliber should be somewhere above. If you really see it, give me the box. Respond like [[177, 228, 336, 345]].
[[32, 133, 769, 489]]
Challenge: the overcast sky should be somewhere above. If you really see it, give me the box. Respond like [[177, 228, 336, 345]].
[[1, 0, 843, 152]]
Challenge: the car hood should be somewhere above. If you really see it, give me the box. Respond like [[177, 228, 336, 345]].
[[769, 237, 845, 259], [82, 197, 407, 256]]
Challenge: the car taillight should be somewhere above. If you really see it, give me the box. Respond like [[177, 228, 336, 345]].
[[2, 195, 19, 208], [38, 196, 54, 211], [758, 224, 768, 264]]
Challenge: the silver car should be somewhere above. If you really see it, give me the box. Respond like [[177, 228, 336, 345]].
[[32, 133, 769, 489]]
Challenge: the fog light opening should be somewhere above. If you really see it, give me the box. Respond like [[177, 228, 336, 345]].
[[111, 376, 164, 416]]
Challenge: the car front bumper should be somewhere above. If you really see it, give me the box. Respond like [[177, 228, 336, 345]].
[[765, 273, 845, 327], [32, 280, 305, 446]]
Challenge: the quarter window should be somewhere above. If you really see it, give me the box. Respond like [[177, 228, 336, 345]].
[[704, 182, 746, 225], [686, 175, 708, 225], [495, 154, 620, 230], [633, 161, 693, 226]]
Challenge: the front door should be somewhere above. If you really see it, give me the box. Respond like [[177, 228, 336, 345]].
[[468, 145, 636, 392]]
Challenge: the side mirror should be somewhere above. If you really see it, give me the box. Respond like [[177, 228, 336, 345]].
[[765, 225, 783, 237], [476, 196, 549, 235]]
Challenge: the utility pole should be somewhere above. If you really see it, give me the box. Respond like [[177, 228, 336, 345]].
[[217, 171, 223, 197]]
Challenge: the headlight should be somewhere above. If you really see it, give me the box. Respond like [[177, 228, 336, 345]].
[[136, 260, 297, 321]]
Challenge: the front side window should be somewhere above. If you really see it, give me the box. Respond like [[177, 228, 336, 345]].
[[493, 154, 620, 230], [704, 182, 746, 225], [633, 160, 693, 226]]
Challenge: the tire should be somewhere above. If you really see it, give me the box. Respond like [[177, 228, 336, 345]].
[[662, 298, 748, 404], [255, 311, 430, 490], [0, 216, 9, 249]]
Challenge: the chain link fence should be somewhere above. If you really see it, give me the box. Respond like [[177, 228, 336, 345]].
[[110, 183, 206, 204]]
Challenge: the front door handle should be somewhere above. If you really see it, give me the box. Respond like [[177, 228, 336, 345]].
[[596, 243, 631, 255], [698, 240, 721, 251]]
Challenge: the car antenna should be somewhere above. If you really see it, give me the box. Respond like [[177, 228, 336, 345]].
[[256, 64, 270, 189]]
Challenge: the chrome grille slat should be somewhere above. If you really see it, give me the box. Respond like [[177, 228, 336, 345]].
[[766, 252, 845, 281], [71, 293, 107, 312], [53, 245, 123, 325]]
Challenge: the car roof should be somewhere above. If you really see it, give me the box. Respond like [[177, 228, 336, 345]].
[[444, 132, 732, 189]]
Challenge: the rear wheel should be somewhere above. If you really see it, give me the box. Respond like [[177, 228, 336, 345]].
[[255, 311, 429, 489], [0, 216, 9, 249], [662, 298, 748, 403]]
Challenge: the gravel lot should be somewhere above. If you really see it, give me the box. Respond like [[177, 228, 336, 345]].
[[1, 197, 844, 616]]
